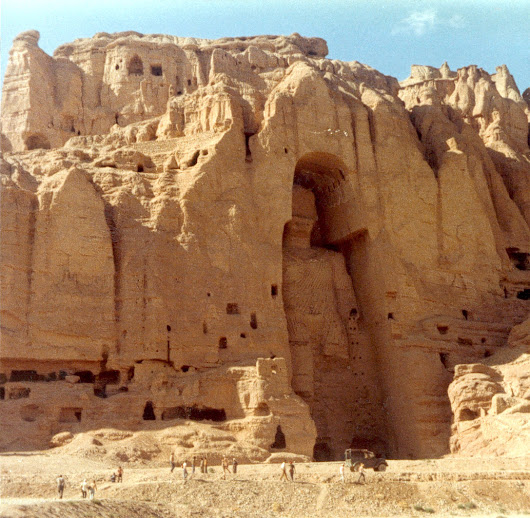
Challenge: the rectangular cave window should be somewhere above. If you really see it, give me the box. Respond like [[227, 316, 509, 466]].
[[74, 371, 95, 383], [59, 407, 82, 423], [10, 370, 40, 382], [226, 303, 240, 315], [457, 337, 473, 346], [219, 337, 228, 349], [151, 65, 163, 76], [9, 387, 30, 399], [97, 370, 120, 385], [250, 312, 258, 329], [271, 284, 278, 297], [0, 387, 5, 400], [161, 405, 226, 422]]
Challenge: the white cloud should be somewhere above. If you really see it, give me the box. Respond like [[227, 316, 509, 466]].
[[448, 14, 465, 29], [392, 9, 437, 36], [393, 9, 466, 36]]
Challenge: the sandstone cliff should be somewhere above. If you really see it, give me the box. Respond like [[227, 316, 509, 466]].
[[1, 31, 529, 460]]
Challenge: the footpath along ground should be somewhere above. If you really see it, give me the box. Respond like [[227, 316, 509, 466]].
[[1, 452, 530, 517]]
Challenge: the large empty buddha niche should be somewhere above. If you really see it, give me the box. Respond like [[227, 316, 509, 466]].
[[128, 55, 144, 75], [282, 152, 385, 460]]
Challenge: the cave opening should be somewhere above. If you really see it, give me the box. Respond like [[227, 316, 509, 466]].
[[143, 401, 156, 420], [161, 405, 226, 421], [517, 289, 530, 300], [128, 55, 144, 75], [25, 134, 51, 150], [59, 407, 82, 423], [75, 371, 95, 383], [506, 248, 529, 271], [97, 370, 120, 385], [282, 152, 386, 460], [270, 425, 286, 449], [459, 408, 479, 421], [151, 65, 163, 76]]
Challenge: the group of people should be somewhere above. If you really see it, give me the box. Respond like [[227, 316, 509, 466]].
[[170, 453, 239, 481], [279, 461, 296, 481], [57, 458, 367, 499], [56, 466, 124, 500], [109, 466, 123, 484], [56, 476, 96, 500], [168, 455, 367, 484], [80, 479, 97, 499]]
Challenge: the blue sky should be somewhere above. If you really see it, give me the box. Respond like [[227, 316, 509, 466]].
[[1, 0, 529, 91]]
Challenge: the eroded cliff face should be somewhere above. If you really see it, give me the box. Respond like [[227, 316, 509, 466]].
[[1, 31, 529, 459]]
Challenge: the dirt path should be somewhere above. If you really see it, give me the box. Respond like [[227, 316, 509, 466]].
[[1, 452, 529, 517]]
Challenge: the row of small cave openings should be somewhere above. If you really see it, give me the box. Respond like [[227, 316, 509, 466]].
[[141, 402, 287, 449], [123, 55, 197, 96], [200, 285, 279, 350], [0, 368, 130, 400]]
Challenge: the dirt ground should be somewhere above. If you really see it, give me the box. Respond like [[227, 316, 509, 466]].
[[1, 451, 529, 517]]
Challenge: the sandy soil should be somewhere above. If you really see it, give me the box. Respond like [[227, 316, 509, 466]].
[[1, 451, 529, 517]]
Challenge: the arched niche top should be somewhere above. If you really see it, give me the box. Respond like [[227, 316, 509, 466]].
[[127, 54, 144, 75], [292, 152, 360, 246], [294, 152, 350, 194]]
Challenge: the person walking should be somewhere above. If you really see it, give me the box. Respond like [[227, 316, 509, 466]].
[[56, 475, 65, 499], [170, 452, 175, 472], [204, 457, 208, 475], [339, 463, 345, 483], [357, 463, 366, 484], [117, 466, 123, 483], [191, 456, 196, 478], [88, 479, 97, 500], [279, 462, 288, 482], [81, 479, 87, 498], [289, 461, 295, 481], [182, 461, 188, 484], [200, 457, 205, 474], [232, 458, 238, 474], [222, 457, 231, 480]]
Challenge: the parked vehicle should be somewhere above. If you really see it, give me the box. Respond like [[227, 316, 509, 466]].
[[344, 448, 388, 472]]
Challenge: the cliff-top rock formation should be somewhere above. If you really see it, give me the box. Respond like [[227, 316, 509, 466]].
[[1, 30, 529, 461]]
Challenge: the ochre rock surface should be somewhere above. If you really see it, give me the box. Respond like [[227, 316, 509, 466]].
[[1, 31, 529, 460], [448, 317, 530, 456]]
